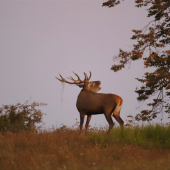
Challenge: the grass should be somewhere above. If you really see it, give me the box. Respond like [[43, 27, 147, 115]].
[[0, 124, 170, 170]]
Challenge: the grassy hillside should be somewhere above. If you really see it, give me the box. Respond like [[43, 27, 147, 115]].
[[0, 124, 170, 170]]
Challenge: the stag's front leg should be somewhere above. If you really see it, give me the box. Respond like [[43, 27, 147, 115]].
[[85, 115, 91, 134], [79, 113, 85, 134]]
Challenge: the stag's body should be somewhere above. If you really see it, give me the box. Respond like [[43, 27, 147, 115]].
[[56, 72, 124, 133], [77, 89, 123, 132], [77, 90, 122, 115]]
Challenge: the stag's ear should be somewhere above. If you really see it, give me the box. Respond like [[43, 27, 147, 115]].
[[91, 82, 95, 86]]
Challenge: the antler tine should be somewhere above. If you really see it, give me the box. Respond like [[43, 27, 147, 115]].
[[56, 73, 78, 84], [88, 71, 92, 81], [83, 71, 92, 81], [67, 77, 73, 81], [67, 76, 77, 82], [70, 76, 74, 80], [72, 71, 82, 81], [67, 76, 73, 81], [56, 72, 90, 85], [55, 74, 64, 81], [55, 77, 62, 82], [59, 74, 64, 79], [84, 72, 88, 81]]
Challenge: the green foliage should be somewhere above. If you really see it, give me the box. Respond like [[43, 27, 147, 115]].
[[87, 124, 170, 149], [102, 0, 122, 8], [104, 0, 170, 122], [0, 101, 47, 133]]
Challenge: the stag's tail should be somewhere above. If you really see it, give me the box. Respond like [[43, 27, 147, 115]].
[[111, 97, 123, 116]]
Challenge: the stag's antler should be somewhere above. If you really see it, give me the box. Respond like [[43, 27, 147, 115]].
[[55, 71, 92, 85]]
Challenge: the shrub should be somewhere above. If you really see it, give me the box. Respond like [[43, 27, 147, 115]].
[[0, 101, 47, 133]]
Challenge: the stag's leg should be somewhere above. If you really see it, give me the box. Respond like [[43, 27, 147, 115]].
[[104, 113, 115, 133], [113, 114, 124, 127], [79, 113, 85, 134], [113, 114, 124, 137], [85, 115, 91, 134], [112, 102, 124, 128]]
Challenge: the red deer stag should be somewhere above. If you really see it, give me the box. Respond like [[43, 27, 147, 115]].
[[56, 71, 124, 133]]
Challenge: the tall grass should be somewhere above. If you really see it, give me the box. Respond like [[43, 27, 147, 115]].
[[87, 124, 170, 149], [0, 124, 170, 170]]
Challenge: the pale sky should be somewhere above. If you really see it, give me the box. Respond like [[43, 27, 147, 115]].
[[0, 0, 163, 129]]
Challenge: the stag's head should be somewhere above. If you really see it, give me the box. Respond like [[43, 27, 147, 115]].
[[56, 71, 101, 93]]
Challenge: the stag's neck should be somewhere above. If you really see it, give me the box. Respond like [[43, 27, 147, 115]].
[[81, 88, 90, 92], [80, 89, 97, 94]]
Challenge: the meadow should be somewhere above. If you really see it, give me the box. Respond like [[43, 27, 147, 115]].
[[0, 124, 170, 170]]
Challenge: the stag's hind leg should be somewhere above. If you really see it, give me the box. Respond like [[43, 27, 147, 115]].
[[113, 114, 124, 127], [104, 113, 115, 133], [112, 102, 124, 128], [113, 114, 124, 137]]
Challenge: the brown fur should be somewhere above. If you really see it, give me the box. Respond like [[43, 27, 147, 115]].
[[76, 81, 124, 133]]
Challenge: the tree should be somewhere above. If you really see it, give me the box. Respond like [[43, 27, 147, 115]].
[[0, 101, 47, 133], [103, 0, 170, 123], [102, 0, 121, 7]]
